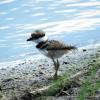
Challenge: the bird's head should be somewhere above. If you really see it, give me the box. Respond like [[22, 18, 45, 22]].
[[27, 29, 48, 43]]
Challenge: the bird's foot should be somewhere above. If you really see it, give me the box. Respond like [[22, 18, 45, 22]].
[[46, 74, 61, 80], [45, 75, 54, 80], [45, 75, 58, 80], [53, 73, 58, 80]]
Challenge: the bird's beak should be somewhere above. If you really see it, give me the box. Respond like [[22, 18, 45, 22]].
[[27, 37, 33, 41]]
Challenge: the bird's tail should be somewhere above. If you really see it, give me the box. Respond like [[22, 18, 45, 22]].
[[65, 45, 77, 51], [47, 45, 77, 50]]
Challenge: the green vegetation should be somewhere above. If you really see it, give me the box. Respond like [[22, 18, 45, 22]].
[[77, 62, 100, 100], [38, 55, 100, 100], [45, 74, 70, 96], [0, 49, 100, 100]]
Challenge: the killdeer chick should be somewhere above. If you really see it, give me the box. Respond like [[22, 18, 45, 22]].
[[27, 30, 76, 79]]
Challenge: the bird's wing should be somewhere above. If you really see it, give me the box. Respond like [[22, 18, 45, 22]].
[[46, 40, 68, 50]]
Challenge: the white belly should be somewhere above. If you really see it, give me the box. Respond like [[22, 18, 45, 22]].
[[38, 49, 48, 56], [38, 49, 66, 59]]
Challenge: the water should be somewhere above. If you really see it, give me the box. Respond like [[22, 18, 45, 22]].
[[0, 0, 100, 63]]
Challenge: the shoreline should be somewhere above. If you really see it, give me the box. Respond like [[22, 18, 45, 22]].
[[0, 42, 100, 68], [0, 46, 100, 99]]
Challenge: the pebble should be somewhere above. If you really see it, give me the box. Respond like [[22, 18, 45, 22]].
[[82, 49, 87, 52], [63, 61, 69, 65], [2, 78, 14, 83]]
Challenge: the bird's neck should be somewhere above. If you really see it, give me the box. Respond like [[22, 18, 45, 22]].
[[35, 35, 48, 43], [36, 41, 48, 49], [36, 36, 48, 49]]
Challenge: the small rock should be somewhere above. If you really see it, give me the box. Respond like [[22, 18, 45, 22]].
[[0, 86, 2, 91], [41, 67, 45, 69], [2, 78, 14, 82], [63, 61, 69, 65], [92, 59, 96, 62], [39, 71, 44, 75], [1, 68, 6, 71], [82, 49, 87, 52], [14, 77, 20, 79], [21, 63, 25, 65], [20, 91, 32, 100], [96, 54, 99, 58], [39, 65, 42, 67], [30, 62, 33, 64]]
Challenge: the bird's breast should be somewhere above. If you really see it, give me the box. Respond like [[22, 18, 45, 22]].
[[38, 49, 48, 56], [38, 48, 66, 59]]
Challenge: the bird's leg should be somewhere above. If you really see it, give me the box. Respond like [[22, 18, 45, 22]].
[[52, 58, 57, 68], [53, 59, 60, 80], [52, 58, 57, 79]]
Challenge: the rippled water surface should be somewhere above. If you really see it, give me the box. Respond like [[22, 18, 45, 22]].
[[0, 0, 100, 63]]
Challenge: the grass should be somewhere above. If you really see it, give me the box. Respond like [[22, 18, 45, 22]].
[[1, 49, 100, 100], [77, 62, 100, 100], [45, 73, 70, 96], [38, 56, 100, 100]]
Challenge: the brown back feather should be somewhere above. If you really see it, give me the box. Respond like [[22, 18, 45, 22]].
[[46, 40, 77, 51]]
